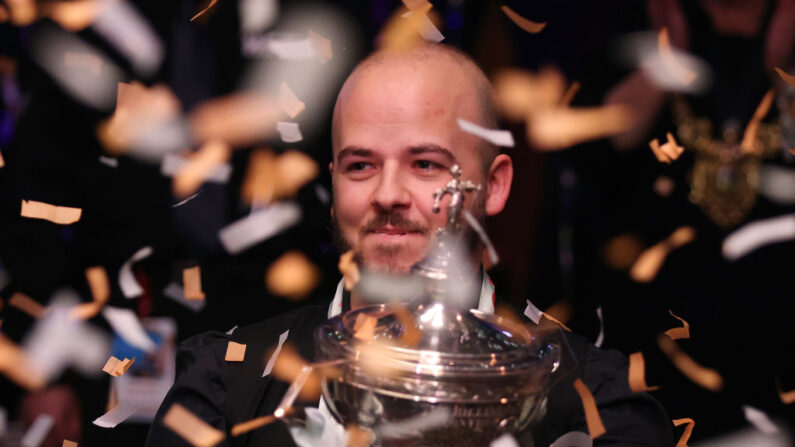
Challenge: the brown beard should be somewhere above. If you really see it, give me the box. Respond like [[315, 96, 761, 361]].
[[331, 189, 488, 272]]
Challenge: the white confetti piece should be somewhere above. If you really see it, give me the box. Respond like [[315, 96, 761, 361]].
[[160, 153, 232, 184], [276, 121, 303, 143], [594, 306, 604, 348], [263, 329, 290, 377], [162, 283, 206, 312], [524, 299, 543, 324], [464, 210, 499, 266], [239, 0, 278, 34], [758, 165, 795, 205], [0, 407, 7, 436], [289, 407, 347, 447], [20, 414, 53, 447], [119, 246, 153, 298], [102, 306, 158, 352], [377, 407, 451, 440], [219, 202, 301, 254], [24, 294, 110, 381], [245, 34, 316, 59], [400, 9, 444, 43], [490, 433, 519, 447], [314, 184, 330, 205], [93, 402, 138, 428], [29, 26, 124, 109], [743, 405, 780, 434], [226, 325, 238, 335], [722, 214, 795, 260], [92, 0, 163, 77], [549, 431, 592, 447], [457, 118, 515, 147], [355, 271, 424, 304], [98, 155, 118, 168], [171, 192, 200, 208]]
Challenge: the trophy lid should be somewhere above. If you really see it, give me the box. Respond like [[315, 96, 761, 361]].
[[315, 300, 561, 403]]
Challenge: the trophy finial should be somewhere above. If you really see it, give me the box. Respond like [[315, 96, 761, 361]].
[[431, 164, 482, 234]]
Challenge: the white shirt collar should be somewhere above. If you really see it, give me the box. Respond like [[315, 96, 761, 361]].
[[328, 273, 495, 318]]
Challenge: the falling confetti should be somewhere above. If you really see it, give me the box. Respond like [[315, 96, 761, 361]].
[[573, 379, 606, 438], [182, 266, 206, 300], [162, 403, 225, 447], [664, 310, 690, 341], [173, 140, 231, 199], [278, 81, 307, 119], [266, 251, 321, 300], [457, 118, 515, 147], [630, 226, 695, 283], [628, 352, 660, 392], [673, 418, 694, 447], [657, 28, 697, 87], [774, 67, 795, 88], [658, 336, 723, 392], [740, 89, 775, 154], [338, 250, 360, 291], [500, 5, 546, 34], [649, 132, 685, 164], [190, 0, 218, 21], [20, 200, 82, 225]]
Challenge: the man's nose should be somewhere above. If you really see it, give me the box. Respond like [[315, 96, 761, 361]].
[[371, 164, 411, 211]]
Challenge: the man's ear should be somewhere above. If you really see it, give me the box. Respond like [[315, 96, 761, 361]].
[[485, 154, 513, 216]]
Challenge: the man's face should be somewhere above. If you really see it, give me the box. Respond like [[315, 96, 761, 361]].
[[331, 62, 488, 273]]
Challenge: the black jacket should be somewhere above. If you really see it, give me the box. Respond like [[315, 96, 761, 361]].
[[146, 304, 674, 446]]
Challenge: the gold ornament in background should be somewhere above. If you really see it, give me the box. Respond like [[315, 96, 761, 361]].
[[673, 96, 781, 227]]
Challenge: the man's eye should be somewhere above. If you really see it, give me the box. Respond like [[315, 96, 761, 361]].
[[347, 162, 372, 171], [414, 160, 443, 171]]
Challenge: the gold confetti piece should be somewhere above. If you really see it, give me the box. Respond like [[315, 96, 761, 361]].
[[0, 148, 4, 167], [573, 378, 606, 438], [9, 292, 46, 318], [190, 0, 218, 21], [277, 82, 306, 119], [664, 309, 690, 340], [542, 302, 572, 332], [658, 28, 697, 87], [379, 1, 434, 51], [401, 0, 430, 9], [183, 266, 205, 300], [163, 403, 225, 447], [270, 344, 322, 400], [500, 5, 546, 33], [241, 149, 319, 206], [346, 424, 375, 447], [20, 200, 82, 225], [116, 357, 135, 376], [776, 378, 795, 404], [63, 440, 78, 447], [790, 148, 795, 156], [44, 0, 98, 31], [603, 233, 643, 270], [353, 313, 378, 342], [740, 89, 775, 154], [68, 301, 103, 320], [275, 150, 319, 198], [85, 266, 110, 304], [338, 250, 360, 291], [103, 356, 123, 377], [630, 226, 695, 283], [307, 30, 332, 64], [774, 67, 795, 88], [231, 415, 278, 437], [628, 352, 660, 392], [225, 342, 247, 362], [392, 304, 421, 347], [6, 0, 37, 26], [493, 68, 566, 121], [266, 251, 321, 300], [649, 132, 685, 164], [561, 81, 581, 106], [658, 335, 723, 392], [98, 82, 182, 154], [0, 334, 46, 390], [173, 140, 231, 199], [673, 418, 695, 447], [528, 104, 635, 151], [190, 92, 281, 148]]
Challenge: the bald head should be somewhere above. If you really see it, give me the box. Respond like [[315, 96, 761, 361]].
[[332, 44, 499, 171]]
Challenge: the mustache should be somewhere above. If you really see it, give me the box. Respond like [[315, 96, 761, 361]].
[[360, 213, 429, 235]]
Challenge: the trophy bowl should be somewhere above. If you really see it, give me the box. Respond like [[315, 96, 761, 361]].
[[315, 302, 561, 446]]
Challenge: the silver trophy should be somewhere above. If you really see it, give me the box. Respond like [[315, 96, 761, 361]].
[[316, 165, 561, 446]]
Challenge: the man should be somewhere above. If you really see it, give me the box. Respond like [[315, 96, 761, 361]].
[[146, 44, 673, 446]]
